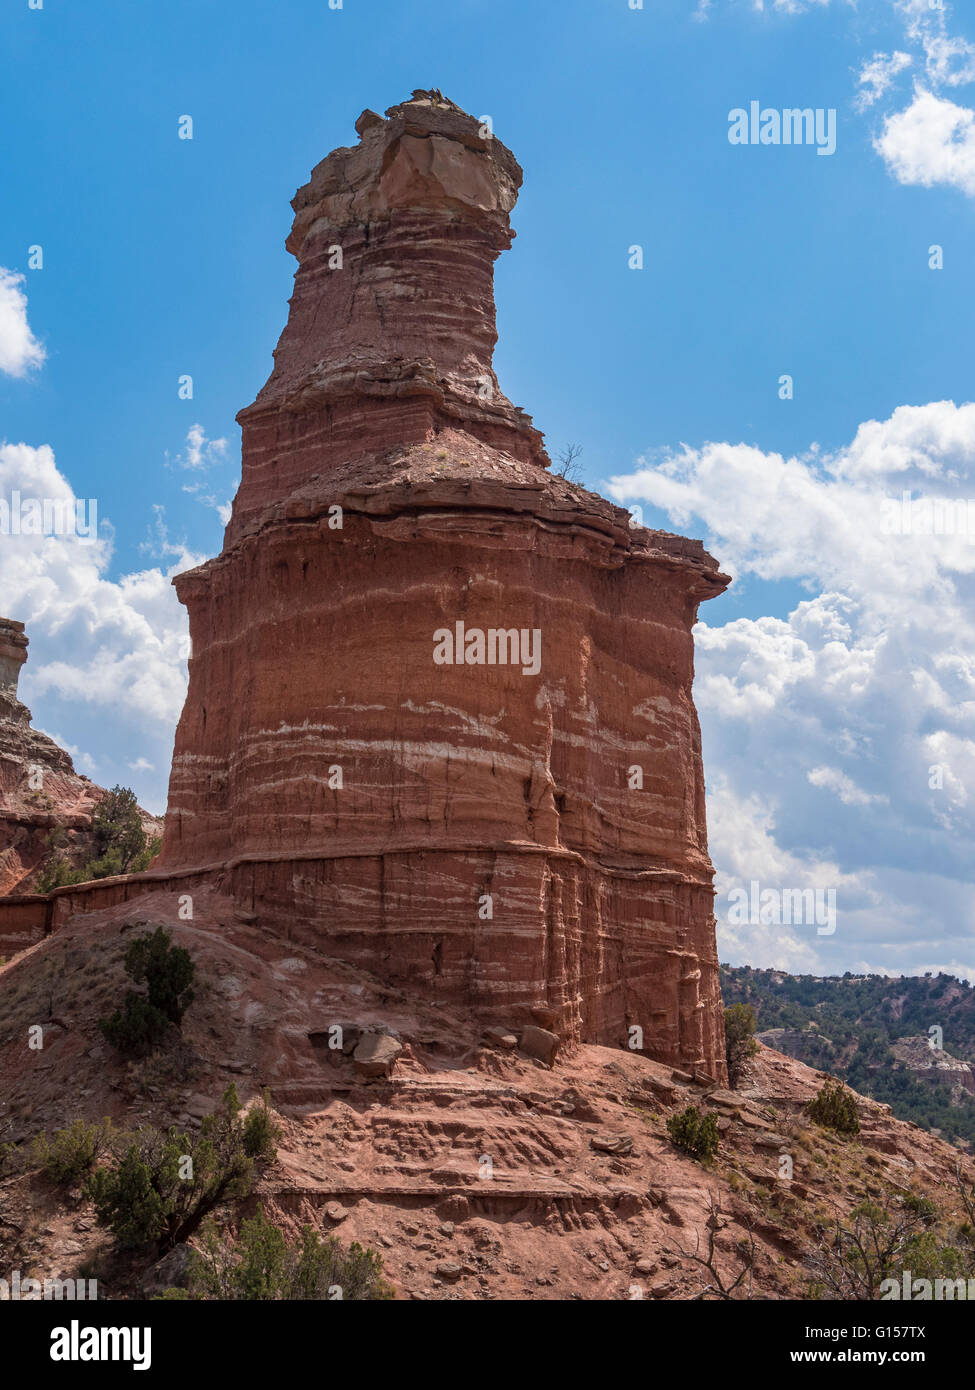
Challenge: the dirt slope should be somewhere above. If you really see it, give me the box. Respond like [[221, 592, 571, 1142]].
[[1, 893, 972, 1300]]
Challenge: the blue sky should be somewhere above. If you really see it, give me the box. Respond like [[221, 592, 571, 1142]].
[[2, 0, 974, 980]]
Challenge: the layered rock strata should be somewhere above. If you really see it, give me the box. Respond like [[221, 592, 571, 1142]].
[[156, 92, 731, 1077], [0, 618, 101, 895], [0, 618, 160, 896]]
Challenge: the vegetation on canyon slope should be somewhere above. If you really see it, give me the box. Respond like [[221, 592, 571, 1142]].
[[38, 784, 161, 890], [721, 965, 975, 1146], [4, 1089, 391, 1301], [99, 925, 195, 1057]]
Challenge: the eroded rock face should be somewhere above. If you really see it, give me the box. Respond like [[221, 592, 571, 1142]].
[[0, 618, 100, 894], [0, 618, 161, 896], [225, 89, 546, 547], [890, 1035, 975, 1102], [157, 92, 731, 1079]]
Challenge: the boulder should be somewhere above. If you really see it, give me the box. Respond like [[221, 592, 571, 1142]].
[[353, 1032, 403, 1078], [530, 1005, 558, 1029], [754, 1133, 791, 1150], [590, 1135, 634, 1157], [139, 1244, 194, 1298], [519, 1025, 560, 1067]]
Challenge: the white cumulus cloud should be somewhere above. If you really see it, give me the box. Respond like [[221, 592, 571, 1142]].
[[0, 440, 204, 811], [856, 51, 912, 111], [0, 267, 45, 378], [875, 88, 975, 196], [808, 765, 890, 806], [608, 400, 975, 976]]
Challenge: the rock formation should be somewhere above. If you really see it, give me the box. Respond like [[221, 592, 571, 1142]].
[[0, 617, 100, 895], [891, 1035, 975, 1103], [156, 92, 731, 1079], [3, 93, 974, 1311], [0, 617, 160, 896]]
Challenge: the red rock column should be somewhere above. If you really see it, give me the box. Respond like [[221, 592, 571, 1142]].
[[0, 619, 28, 694], [158, 93, 730, 1080]]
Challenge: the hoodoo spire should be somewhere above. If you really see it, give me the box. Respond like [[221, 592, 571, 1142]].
[[227, 90, 547, 546], [158, 95, 731, 1081]]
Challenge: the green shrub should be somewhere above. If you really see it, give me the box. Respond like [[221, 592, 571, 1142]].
[[38, 788, 156, 889], [131, 836, 162, 873], [92, 786, 148, 874], [190, 1206, 394, 1301], [809, 1198, 964, 1299], [32, 1117, 115, 1186], [724, 1003, 759, 1088], [87, 1141, 171, 1247], [224, 1207, 287, 1300], [903, 1191, 937, 1223], [124, 927, 195, 1024], [99, 926, 195, 1057], [808, 1079, 860, 1135], [100, 991, 171, 1056], [242, 1090, 281, 1161], [666, 1105, 720, 1161], [86, 1083, 277, 1253], [37, 857, 87, 892]]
